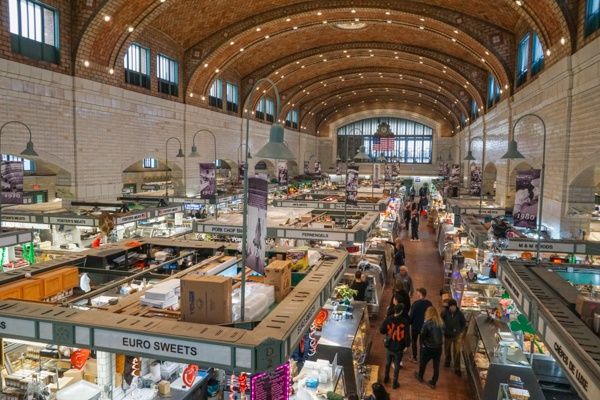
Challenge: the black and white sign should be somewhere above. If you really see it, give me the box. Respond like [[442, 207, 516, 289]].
[[246, 173, 268, 275], [278, 161, 288, 186], [346, 165, 359, 206], [513, 169, 541, 229], [199, 163, 216, 199], [1, 161, 24, 204]]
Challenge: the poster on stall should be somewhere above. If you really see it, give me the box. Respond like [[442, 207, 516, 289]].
[[199, 163, 216, 199], [437, 161, 445, 177], [384, 164, 391, 181], [449, 163, 460, 187], [1, 160, 24, 204], [315, 162, 322, 177], [251, 363, 290, 400], [470, 164, 482, 196], [277, 161, 288, 186], [346, 165, 359, 206], [392, 163, 399, 176], [335, 160, 342, 176], [246, 173, 268, 275], [238, 162, 245, 181], [373, 163, 381, 188], [513, 169, 541, 229], [303, 161, 309, 175]]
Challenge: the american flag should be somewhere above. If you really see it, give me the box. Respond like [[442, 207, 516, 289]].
[[372, 136, 395, 151]]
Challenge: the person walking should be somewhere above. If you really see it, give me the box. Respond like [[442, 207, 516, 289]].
[[392, 237, 405, 276], [388, 281, 410, 320], [380, 304, 409, 389], [408, 288, 433, 363], [441, 299, 467, 376], [414, 306, 445, 389], [403, 203, 412, 230], [410, 209, 420, 241], [397, 265, 414, 297]]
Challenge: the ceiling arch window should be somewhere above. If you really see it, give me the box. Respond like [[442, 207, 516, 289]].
[[531, 33, 545, 77], [8, 0, 59, 64], [487, 75, 501, 108], [265, 98, 274, 122], [285, 109, 299, 129], [471, 99, 479, 121], [516, 33, 530, 87], [2, 155, 35, 171], [143, 158, 157, 169], [226, 82, 238, 112], [209, 78, 223, 108], [585, 0, 600, 37], [157, 54, 178, 96], [124, 43, 150, 89], [337, 118, 433, 164], [255, 98, 265, 120]]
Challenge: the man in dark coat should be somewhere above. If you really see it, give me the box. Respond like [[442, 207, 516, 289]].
[[380, 304, 409, 389], [441, 299, 467, 376]]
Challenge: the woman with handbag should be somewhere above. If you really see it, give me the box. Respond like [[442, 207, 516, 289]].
[[414, 306, 445, 389], [379, 304, 409, 389]]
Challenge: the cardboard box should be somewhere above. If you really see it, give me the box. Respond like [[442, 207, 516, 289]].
[[265, 260, 292, 303], [57, 360, 72, 369], [158, 380, 171, 395], [63, 369, 83, 383], [114, 373, 123, 388], [576, 294, 600, 319], [508, 387, 530, 399], [83, 373, 98, 384], [180, 275, 232, 324], [286, 248, 309, 271]]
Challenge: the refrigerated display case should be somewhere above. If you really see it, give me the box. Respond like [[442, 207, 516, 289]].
[[451, 267, 503, 314]]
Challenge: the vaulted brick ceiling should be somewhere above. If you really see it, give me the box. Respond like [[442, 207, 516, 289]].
[[75, 0, 575, 137]]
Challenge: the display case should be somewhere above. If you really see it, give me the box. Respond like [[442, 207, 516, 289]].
[[344, 257, 385, 317], [311, 301, 371, 395], [451, 267, 503, 313], [464, 314, 546, 400]]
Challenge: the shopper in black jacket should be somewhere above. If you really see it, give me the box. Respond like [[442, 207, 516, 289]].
[[414, 306, 444, 389], [392, 238, 405, 276], [408, 288, 432, 362], [441, 299, 466, 376], [380, 304, 409, 389], [388, 280, 410, 320]]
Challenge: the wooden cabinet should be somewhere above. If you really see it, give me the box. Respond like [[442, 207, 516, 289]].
[[0, 266, 80, 301], [60, 267, 79, 290], [20, 279, 44, 300], [0, 282, 23, 300]]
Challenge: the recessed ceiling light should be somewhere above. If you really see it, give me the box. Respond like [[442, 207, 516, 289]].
[[317, 12, 322, 16], [387, 20, 392, 23], [204, 63, 208, 67], [286, 18, 291, 22], [454, 30, 459, 34], [256, 28, 261, 31], [160, 0, 166, 3], [452, 38, 457, 42], [190, 93, 194, 97], [84, 60, 90, 67], [230, 41, 234, 45], [108, 68, 114, 74], [104, 15, 111, 22], [419, 18, 425, 21], [293, 26, 298, 30], [560, 37, 565, 45], [323, 21, 328, 24], [385, 11, 391, 15], [128, 26, 134, 32], [265, 35, 270, 39], [351, 9, 356, 13], [215, 68, 219, 73], [516, 1, 522, 6], [419, 26, 425, 29], [546, 49, 551, 56], [240, 48, 244, 52]]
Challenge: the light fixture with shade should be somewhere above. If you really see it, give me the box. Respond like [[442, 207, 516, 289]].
[[502, 113, 546, 264], [0, 121, 38, 232], [240, 78, 295, 321], [463, 135, 485, 214], [189, 129, 219, 219], [354, 146, 370, 161], [164, 136, 185, 197]]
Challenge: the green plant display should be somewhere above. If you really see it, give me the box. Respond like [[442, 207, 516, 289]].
[[334, 284, 358, 299]]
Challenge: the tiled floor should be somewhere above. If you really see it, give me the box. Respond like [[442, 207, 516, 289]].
[[366, 220, 474, 400]]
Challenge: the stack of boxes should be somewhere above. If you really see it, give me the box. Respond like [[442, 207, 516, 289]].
[[180, 275, 233, 324], [264, 260, 292, 303], [576, 294, 600, 335]]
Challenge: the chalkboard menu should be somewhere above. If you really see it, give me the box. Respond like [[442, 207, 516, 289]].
[[251, 363, 290, 400]]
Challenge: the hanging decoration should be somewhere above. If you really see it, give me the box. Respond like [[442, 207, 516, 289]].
[[308, 322, 318, 357], [23, 242, 35, 264], [70, 348, 90, 370], [182, 364, 198, 388], [229, 373, 238, 400], [238, 372, 248, 397], [0, 248, 5, 271]]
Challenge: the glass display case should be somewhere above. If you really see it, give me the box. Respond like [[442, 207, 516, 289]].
[[464, 314, 546, 400], [451, 266, 503, 313]]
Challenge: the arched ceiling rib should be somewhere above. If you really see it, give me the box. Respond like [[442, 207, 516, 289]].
[[72, 0, 574, 138]]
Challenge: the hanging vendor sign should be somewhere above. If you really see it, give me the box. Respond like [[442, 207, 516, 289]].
[[1, 160, 24, 204], [373, 163, 381, 188], [449, 163, 461, 187], [303, 161, 309, 175], [239, 162, 245, 181], [392, 163, 399, 176], [199, 163, 216, 199], [335, 160, 342, 176], [278, 161, 288, 186], [346, 165, 359, 206], [246, 173, 268, 275], [470, 164, 482, 196], [513, 169, 541, 229], [314, 162, 322, 177], [384, 164, 391, 181], [437, 161, 445, 177]]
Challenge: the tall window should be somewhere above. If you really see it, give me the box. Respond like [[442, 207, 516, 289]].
[[255, 98, 265, 120], [286, 109, 299, 129], [471, 99, 479, 121], [124, 43, 150, 89], [2, 155, 35, 171], [226, 82, 238, 112], [157, 54, 178, 96], [337, 118, 433, 163], [487, 75, 501, 108], [265, 98, 274, 122], [531, 33, 545, 77], [209, 78, 223, 108], [9, 0, 59, 63], [517, 33, 530, 87], [585, 0, 600, 37], [143, 158, 157, 169]]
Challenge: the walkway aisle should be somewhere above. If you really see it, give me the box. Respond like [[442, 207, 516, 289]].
[[366, 220, 473, 400]]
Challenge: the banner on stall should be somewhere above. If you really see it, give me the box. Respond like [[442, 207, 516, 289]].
[[392, 163, 399, 177], [303, 161, 309, 175], [246, 173, 268, 275], [335, 160, 342, 176], [314, 162, 322, 177], [373, 163, 381, 188], [470, 164, 482, 196], [1, 161, 24, 204], [384, 164, 391, 181], [513, 169, 541, 229], [449, 163, 461, 187], [437, 161, 445, 177], [346, 165, 359, 206], [199, 163, 216, 199], [238, 162, 245, 181], [277, 161, 288, 186]]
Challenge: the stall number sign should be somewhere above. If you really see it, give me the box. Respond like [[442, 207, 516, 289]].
[[94, 329, 231, 366], [542, 318, 600, 399], [0, 317, 36, 338]]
